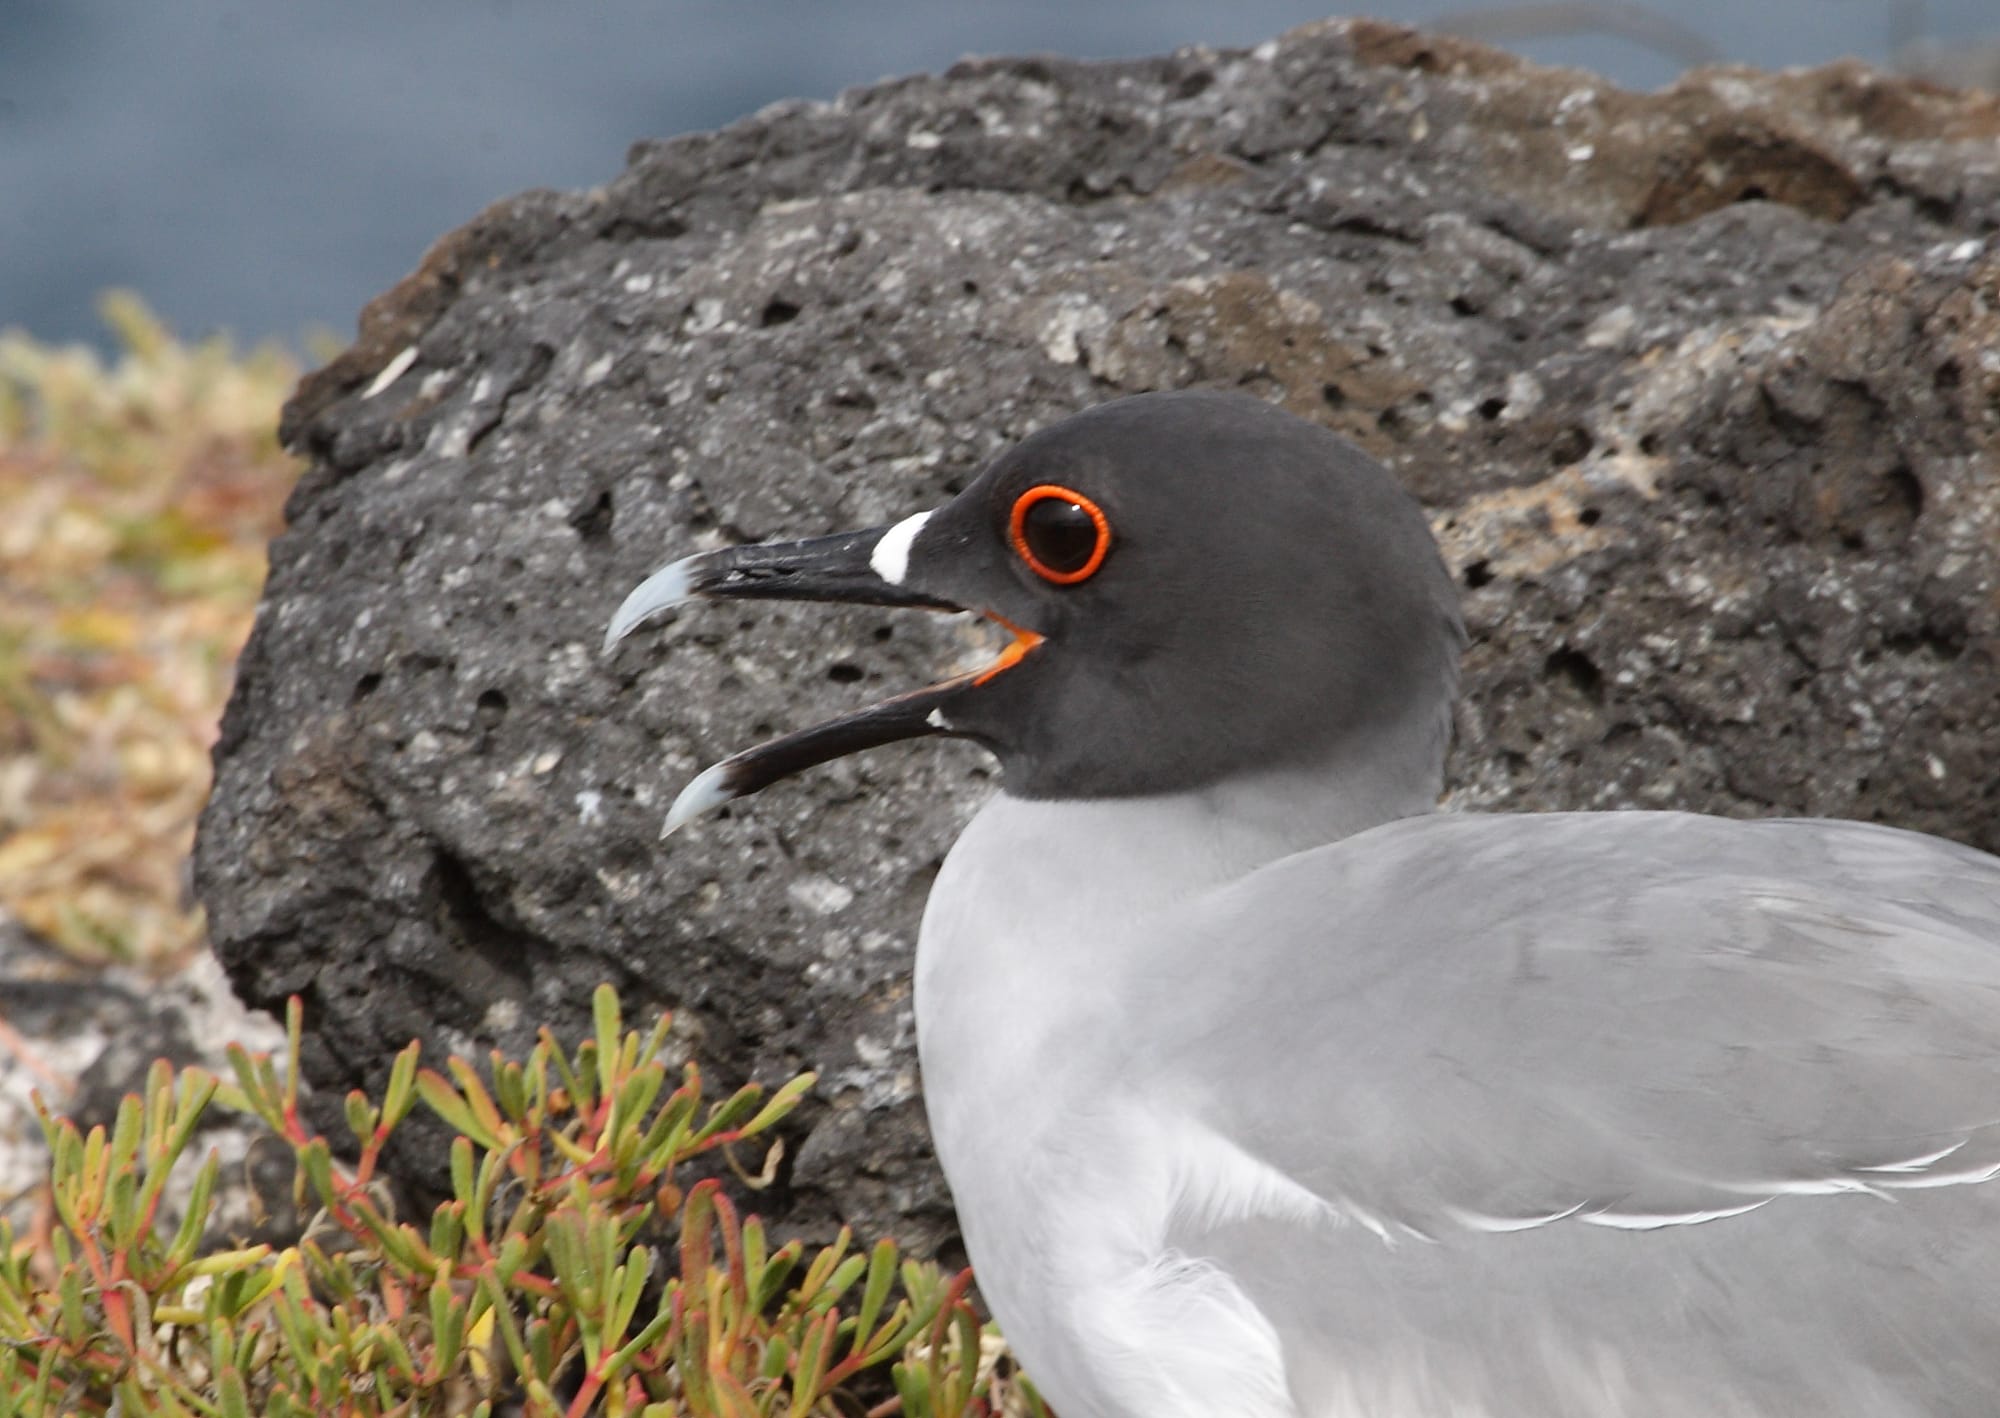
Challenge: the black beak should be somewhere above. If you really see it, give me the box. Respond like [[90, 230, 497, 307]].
[[605, 522, 1040, 834], [604, 528, 960, 650]]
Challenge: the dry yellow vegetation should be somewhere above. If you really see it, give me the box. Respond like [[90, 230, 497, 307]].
[[0, 295, 303, 964]]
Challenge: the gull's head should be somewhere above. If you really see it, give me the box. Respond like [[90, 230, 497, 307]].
[[606, 390, 1464, 833]]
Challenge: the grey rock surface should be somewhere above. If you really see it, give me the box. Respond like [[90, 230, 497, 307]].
[[197, 19, 2000, 1253]]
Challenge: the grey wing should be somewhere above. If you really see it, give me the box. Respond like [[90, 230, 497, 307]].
[[1143, 811, 2000, 1415]]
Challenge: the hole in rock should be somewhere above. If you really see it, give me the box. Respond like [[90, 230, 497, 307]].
[[476, 689, 509, 729], [1545, 648, 1604, 703]]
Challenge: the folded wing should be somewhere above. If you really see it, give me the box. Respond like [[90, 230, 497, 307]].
[[1141, 811, 2000, 1414]]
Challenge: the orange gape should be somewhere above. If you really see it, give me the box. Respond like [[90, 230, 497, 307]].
[[973, 615, 1047, 686], [1009, 484, 1112, 585]]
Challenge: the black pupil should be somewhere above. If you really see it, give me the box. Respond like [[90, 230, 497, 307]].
[[1023, 498, 1099, 573]]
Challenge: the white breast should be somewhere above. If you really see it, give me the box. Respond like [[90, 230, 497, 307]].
[[912, 786, 1415, 1418]]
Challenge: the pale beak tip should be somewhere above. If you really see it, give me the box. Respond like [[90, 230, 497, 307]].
[[606, 556, 703, 657], [661, 761, 739, 838]]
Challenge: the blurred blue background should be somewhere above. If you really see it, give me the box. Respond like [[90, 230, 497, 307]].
[[1, 0, 1992, 350]]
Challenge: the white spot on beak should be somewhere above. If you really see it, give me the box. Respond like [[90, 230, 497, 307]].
[[869, 510, 933, 587]]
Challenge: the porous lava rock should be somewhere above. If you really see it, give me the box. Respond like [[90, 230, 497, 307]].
[[197, 20, 2000, 1254]]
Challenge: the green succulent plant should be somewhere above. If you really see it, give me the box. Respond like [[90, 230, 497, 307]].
[[0, 985, 1046, 1418]]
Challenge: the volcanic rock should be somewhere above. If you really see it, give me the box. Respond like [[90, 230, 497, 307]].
[[197, 20, 2000, 1253]]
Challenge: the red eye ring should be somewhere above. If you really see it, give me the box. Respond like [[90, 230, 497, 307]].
[[1008, 484, 1112, 585]]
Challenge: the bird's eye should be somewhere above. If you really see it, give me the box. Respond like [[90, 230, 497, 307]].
[[1008, 485, 1111, 585]]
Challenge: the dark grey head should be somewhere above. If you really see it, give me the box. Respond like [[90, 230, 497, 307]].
[[607, 390, 1465, 829]]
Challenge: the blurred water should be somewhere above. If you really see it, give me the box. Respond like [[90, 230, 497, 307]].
[[0, 0, 1991, 349]]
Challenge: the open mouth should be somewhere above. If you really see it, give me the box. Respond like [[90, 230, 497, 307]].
[[604, 527, 1041, 834]]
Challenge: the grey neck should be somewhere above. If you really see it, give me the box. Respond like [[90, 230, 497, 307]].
[[1100, 688, 1451, 870], [935, 703, 1450, 948], [1171, 709, 1450, 876]]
